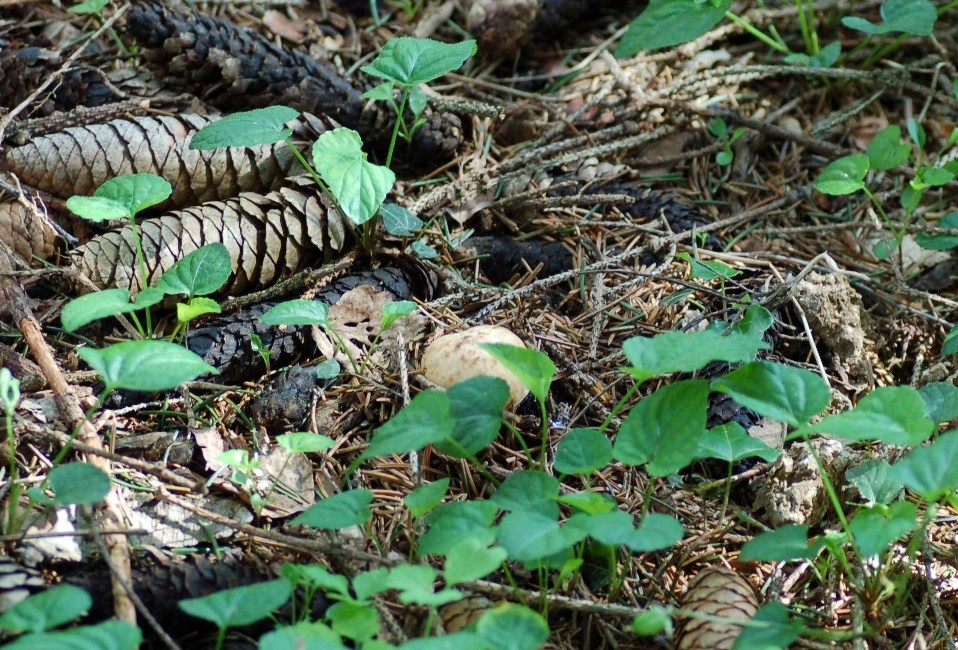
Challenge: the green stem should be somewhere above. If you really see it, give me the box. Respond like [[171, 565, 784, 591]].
[[128, 217, 152, 335], [724, 11, 791, 54], [598, 380, 642, 434], [386, 88, 410, 169], [505, 421, 535, 466], [862, 33, 908, 69], [538, 400, 549, 469]]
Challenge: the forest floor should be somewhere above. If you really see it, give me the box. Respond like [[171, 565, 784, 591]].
[[1, 1, 958, 649]]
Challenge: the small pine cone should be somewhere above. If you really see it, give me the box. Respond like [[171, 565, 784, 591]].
[[675, 567, 759, 650], [467, 0, 541, 58]]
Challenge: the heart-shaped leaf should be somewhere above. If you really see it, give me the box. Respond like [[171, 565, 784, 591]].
[[312, 128, 394, 225], [814, 154, 869, 195], [361, 38, 477, 86]]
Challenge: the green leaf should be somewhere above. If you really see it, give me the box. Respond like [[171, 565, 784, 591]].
[[276, 432, 336, 454], [696, 422, 780, 463], [803, 386, 933, 445], [814, 154, 869, 195], [65, 196, 130, 223], [61, 289, 139, 333], [259, 622, 347, 650], [328, 602, 380, 643], [554, 428, 613, 475], [740, 525, 817, 561], [907, 118, 927, 150], [68, 0, 109, 14], [613, 379, 708, 476], [362, 81, 396, 101], [381, 300, 416, 330], [491, 470, 560, 514], [314, 359, 341, 381], [3, 620, 142, 650], [919, 381, 958, 423], [436, 376, 509, 457], [497, 510, 586, 563], [557, 491, 616, 515], [444, 538, 508, 585], [841, 0, 937, 36], [380, 203, 424, 236], [632, 605, 674, 637], [890, 429, 958, 498], [477, 604, 549, 650], [732, 602, 804, 650], [678, 252, 741, 280], [622, 330, 768, 383], [364, 390, 453, 458], [849, 501, 918, 557], [399, 633, 485, 650], [361, 38, 477, 86], [847, 460, 902, 505], [387, 564, 461, 606], [615, 0, 732, 57], [712, 361, 831, 427], [0, 584, 91, 633], [179, 579, 292, 628], [866, 125, 911, 170], [292, 489, 374, 529], [312, 128, 394, 225], [733, 304, 774, 338], [155, 243, 232, 297], [480, 344, 555, 404], [48, 462, 111, 506], [96, 173, 172, 216], [944, 325, 958, 356], [176, 297, 221, 324], [409, 85, 429, 117], [916, 212, 958, 251], [913, 165, 955, 189], [410, 240, 438, 259], [353, 568, 391, 601], [405, 478, 450, 518], [78, 341, 218, 392], [420, 500, 497, 555], [280, 564, 350, 597], [260, 299, 331, 326], [189, 106, 300, 149], [582, 510, 683, 552]]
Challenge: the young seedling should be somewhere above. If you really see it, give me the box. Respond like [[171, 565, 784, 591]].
[[179, 579, 292, 650], [0, 585, 141, 650], [814, 122, 958, 259], [66, 173, 173, 334], [361, 37, 477, 167], [63, 242, 229, 347], [190, 106, 396, 255]]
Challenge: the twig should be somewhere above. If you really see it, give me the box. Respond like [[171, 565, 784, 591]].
[[0, 248, 136, 623]]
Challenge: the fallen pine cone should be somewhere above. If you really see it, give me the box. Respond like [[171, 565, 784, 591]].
[[675, 567, 758, 650]]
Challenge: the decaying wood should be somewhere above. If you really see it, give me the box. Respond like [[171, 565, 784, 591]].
[[69, 176, 349, 294], [467, 0, 641, 57], [188, 266, 435, 382], [4, 114, 304, 208], [124, 0, 463, 166], [0, 200, 59, 261], [0, 40, 122, 116]]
